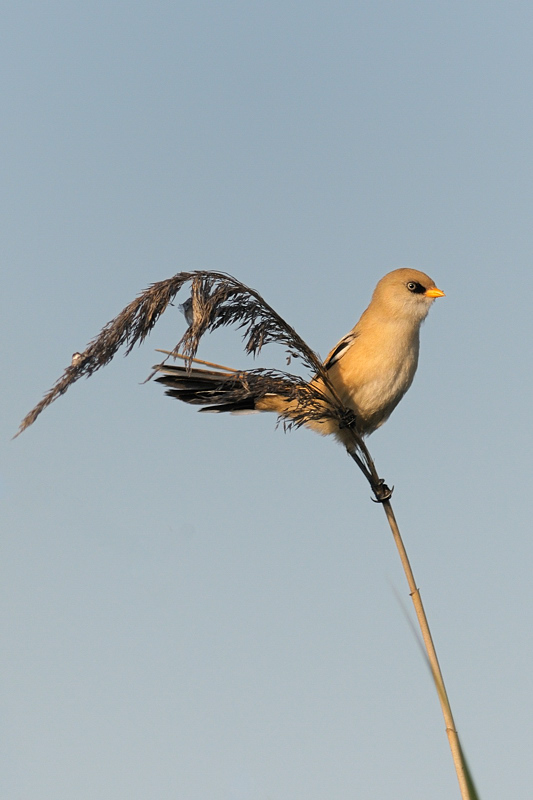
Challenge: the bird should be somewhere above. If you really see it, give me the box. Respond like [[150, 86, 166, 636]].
[[154, 268, 444, 451]]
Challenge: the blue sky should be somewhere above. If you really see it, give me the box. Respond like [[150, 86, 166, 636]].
[[3, 2, 533, 797]]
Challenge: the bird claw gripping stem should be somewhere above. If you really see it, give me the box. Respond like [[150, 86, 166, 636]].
[[371, 479, 394, 503], [338, 408, 359, 430]]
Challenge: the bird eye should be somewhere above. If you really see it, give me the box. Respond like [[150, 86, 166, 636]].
[[407, 282, 416, 291], [406, 281, 424, 294]]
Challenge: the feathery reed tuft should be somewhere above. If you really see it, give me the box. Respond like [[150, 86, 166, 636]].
[[17, 271, 378, 489]]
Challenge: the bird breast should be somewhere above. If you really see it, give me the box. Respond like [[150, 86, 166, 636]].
[[329, 323, 420, 432]]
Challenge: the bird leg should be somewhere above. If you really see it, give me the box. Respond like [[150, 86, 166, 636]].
[[346, 448, 394, 503]]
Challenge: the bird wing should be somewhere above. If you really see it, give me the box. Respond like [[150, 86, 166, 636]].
[[323, 331, 358, 370]]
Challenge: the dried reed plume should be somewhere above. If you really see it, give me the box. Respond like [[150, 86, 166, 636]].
[[17, 270, 387, 498]]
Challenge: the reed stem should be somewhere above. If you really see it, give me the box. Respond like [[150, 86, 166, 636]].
[[380, 499, 469, 798], [347, 450, 470, 798]]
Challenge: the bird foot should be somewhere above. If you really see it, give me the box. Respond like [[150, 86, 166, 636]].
[[371, 479, 394, 503], [338, 409, 358, 430]]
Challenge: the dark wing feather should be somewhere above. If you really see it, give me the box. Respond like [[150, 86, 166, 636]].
[[323, 331, 358, 370]]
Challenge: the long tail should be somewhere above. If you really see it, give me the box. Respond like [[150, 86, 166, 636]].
[[154, 361, 267, 414], [153, 356, 344, 444]]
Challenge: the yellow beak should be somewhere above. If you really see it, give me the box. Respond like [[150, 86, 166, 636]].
[[424, 286, 445, 298]]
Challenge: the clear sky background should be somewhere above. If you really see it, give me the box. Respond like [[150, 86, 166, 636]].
[[2, 2, 533, 798]]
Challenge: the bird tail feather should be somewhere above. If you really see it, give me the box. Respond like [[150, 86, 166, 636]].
[[153, 360, 346, 443], [154, 362, 264, 414]]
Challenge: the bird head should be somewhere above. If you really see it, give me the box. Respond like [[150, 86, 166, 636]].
[[371, 268, 445, 324]]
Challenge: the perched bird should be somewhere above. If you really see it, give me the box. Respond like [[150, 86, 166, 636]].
[[154, 269, 444, 450], [178, 297, 194, 327]]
